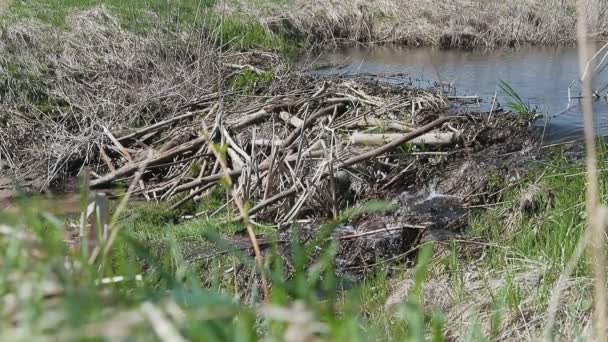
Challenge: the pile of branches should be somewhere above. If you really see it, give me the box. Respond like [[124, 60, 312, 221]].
[[90, 76, 458, 224]]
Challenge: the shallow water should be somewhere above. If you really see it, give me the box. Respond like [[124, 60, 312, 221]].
[[305, 45, 608, 143], [0, 193, 84, 216]]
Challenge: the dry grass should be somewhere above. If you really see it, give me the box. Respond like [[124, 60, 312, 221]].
[[235, 0, 608, 47], [0, 8, 237, 191], [385, 259, 593, 340]]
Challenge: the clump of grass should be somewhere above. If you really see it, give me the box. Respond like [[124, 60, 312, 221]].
[[231, 69, 274, 93], [498, 79, 534, 119]]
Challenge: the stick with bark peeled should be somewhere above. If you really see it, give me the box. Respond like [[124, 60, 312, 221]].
[[337, 117, 449, 169]]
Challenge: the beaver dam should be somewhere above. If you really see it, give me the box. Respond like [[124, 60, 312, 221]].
[[0, 9, 546, 275], [2, 43, 540, 273]]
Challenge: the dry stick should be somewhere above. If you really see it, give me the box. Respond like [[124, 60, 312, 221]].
[[172, 150, 325, 195], [339, 224, 426, 240], [229, 99, 314, 131], [341, 117, 414, 132], [282, 104, 344, 148], [349, 132, 457, 146], [222, 62, 264, 75], [176, 91, 226, 111], [146, 152, 212, 171], [249, 187, 299, 217], [227, 148, 244, 170], [253, 139, 282, 147], [336, 117, 449, 169], [117, 111, 200, 142], [202, 124, 271, 303], [294, 103, 314, 174], [575, 4, 607, 341], [170, 183, 216, 210], [89, 150, 153, 265], [90, 137, 207, 187], [230, 109, 272, 131], [102, 126, 133, 162], [279, 111, 304, 128], [263, 139, 279, 200], [99, 145, 116, 172]]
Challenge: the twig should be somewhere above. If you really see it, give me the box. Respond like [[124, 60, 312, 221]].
[[117, 111, 201, 142], [339, 224, 426, 240]]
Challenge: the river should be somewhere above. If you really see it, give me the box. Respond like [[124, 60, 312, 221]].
[[304, 45, 608, 143]]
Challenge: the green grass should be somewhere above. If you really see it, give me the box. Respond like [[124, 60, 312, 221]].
[[1, 143, 604, 340], [231, 69, 274, 93], [438, 145, 603, 338], [10, 0, 217, 28], [5, 0, 297, 51], [469, 152, 589, 271], [1, 195, 407, 340], [498, 80, 534, 119]]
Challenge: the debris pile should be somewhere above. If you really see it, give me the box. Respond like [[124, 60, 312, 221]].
[[91, 76, 460, 225]]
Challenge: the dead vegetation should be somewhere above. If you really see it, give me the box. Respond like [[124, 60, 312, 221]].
[[234, 0, 608, 47], [0, 8, 258, 192]]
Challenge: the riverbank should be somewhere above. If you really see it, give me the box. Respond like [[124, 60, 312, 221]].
[[235, 0, 608, 47], [4, 0, 608, 49]]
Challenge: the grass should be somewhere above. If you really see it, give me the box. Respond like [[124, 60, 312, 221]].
[[0, 192, 412, 340], [431, 145, 603, 339], [2, 145, 600, 340], [5, 0, 296, 51], [227, 0, 608, 47], [9, 0, 217, 28], [231, 69, 274, 94], [7, 0, 607, 49], [498, 80, 534, 119]]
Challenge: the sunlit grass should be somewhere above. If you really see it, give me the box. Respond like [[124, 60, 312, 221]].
[[5, 0, 296, 51]]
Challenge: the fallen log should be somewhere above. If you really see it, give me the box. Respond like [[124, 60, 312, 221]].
[[349, 132, 457, 146], [339, 117, 414, 132], [229, 98, 316, 131], [253, 139, 283, 147]]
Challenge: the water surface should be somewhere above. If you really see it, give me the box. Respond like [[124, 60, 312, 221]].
[[306, 45, 608, 143]]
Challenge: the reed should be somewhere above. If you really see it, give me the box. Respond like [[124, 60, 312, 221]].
[[239, 0, 608, 47], [575, 0, 607, 339]]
